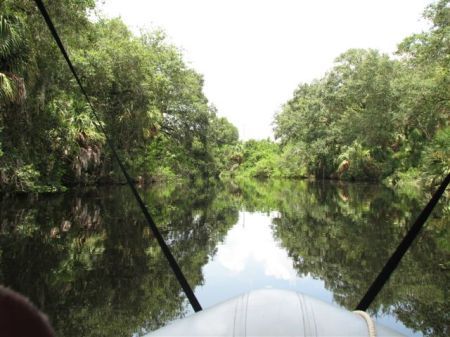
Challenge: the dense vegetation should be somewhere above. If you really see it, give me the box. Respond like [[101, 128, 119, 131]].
[[231, 0, 449, 188], [1, 0, 448, 193], [0, 0, 238, 192]]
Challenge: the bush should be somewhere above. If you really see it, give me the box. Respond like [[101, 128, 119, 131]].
[[337, 141, 381, 181], [421, 127, 450, 186]]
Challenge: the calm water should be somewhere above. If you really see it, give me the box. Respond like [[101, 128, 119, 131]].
[[0, 179, 448, 336]]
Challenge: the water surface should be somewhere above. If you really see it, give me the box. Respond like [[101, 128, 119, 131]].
[[0, 179, 448, 336]]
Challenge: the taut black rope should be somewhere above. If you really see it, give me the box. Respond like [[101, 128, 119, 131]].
[[356, 172, 450, 311], [33, 0, 202, 312]]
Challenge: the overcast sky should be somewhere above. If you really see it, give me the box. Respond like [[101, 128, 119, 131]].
[[98, 0, 432, 140]]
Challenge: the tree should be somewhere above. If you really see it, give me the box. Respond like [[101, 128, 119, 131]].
[[393, 0, 450, 185], [0, 1, 239, 192], [274, 49, 399, 180]]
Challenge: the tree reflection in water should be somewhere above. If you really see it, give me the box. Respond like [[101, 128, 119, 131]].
[[0, 183, 239, 337], [0, 179, 448, 337], [243, 179, 449, 337]]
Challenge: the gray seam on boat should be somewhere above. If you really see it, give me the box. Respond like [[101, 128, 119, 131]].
[[244, 292, 250, 337], [297, 293, 307, 337], [232, 295, 239, 337], [308, 297, 318, 336]]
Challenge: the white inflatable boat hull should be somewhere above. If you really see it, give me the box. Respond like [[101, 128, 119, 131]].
[[146, 289, 405, 336]]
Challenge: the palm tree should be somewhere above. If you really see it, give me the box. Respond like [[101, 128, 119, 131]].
[[0, 14, 26, 104]]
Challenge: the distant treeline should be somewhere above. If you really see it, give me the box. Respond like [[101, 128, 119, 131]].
[[0, 0, 238, 192], [228, 0, 449, 190]]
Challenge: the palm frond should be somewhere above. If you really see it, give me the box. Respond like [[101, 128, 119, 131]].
[[0, 14, 25, 61], [0, 72, 14, 101], [0, 14, 27, 104]]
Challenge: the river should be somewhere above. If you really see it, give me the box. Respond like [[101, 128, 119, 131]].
[[0, 179, 448, 336]]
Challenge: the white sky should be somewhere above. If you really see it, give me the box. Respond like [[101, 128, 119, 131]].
[[98, 0, 432, 140], [216, 212, 297, 280]]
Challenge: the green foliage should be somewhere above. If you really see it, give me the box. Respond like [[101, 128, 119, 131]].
[[277, 143, 308, 178], [272, 1, 450, 186], [0, 13, 27, 104], [1, 0, 448, 191], [274, 49, 398, 181], [14, 164, 40, 191], [233, 139, 283, 179], [421, 126, 450, 185], [0, 72, 14, 101], [0, 2, 238, 192], [337, 141, 381, 181]]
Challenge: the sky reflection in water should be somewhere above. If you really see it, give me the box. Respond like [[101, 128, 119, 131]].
[[195, 211, 420, 337]]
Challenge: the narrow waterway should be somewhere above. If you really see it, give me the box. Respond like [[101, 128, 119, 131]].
[[0, 179, 448, 336]]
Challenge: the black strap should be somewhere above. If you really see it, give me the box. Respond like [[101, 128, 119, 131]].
[[33, 0, 202, 312], [356, 172, 450, 311]]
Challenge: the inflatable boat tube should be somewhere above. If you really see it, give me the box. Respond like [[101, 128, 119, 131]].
[[146, 289, 405, 336]]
